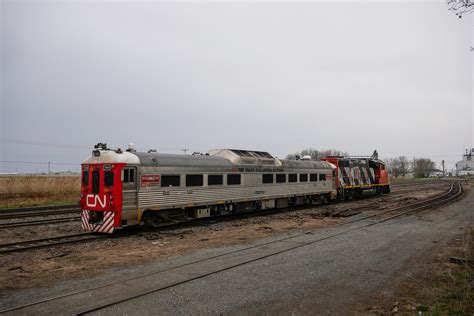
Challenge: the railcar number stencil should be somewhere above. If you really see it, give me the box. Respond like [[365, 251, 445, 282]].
[[141, 174, 161, 187]]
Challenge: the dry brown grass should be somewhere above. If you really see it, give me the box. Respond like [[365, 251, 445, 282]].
[[0, 175, 80, 208], [356, 227, 473, 315]]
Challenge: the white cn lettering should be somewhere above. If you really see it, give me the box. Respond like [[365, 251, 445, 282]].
[[86, 194, 107, 208]]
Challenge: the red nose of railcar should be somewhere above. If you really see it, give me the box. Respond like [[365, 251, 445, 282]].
[[80, 163, 123, 233]]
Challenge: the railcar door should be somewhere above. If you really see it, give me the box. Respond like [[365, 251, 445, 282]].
[[121, 166, 138, 226]]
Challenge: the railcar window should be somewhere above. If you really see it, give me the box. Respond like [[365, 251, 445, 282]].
[[262, 174, 273, 184], [227, 174, 241, 185], [310, 174, 318, 182], [208, 175, 223, 185], [288, 174, 297, 183], [319, 174, 327, 181], [276, 174, 286, 183], [92, 171, 100, 194], [299, 174, 308, 182], [186, 175, 203, 187], [104, 171, 114, 187], [161, 175, 180, 187], [82, 171, 89, 186], [123, 169, 135, 183]]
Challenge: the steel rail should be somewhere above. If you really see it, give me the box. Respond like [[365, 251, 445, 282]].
[[0, 204, 78, 212], [0, 181, 463, 315], [0, 208, 80, 220], [0, 233, 105, 254], [72, 181, 466, 315], [0, 216, 81, 229]]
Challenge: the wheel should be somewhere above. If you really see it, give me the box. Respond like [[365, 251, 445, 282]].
[[337, 187, 345, 201], [320, 195, 328, 205], [376, 187, 382, 196], [345, 190, 353, 201]]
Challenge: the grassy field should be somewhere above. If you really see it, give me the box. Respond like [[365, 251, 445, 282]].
[[408, 228, 473, 315], [0, 175, 80, 208]]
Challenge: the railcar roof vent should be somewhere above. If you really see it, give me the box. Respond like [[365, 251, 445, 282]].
[[301, 155, 312, 160], [126, 143, 136, 152], [94, 142, 108, 150], [208, 149, 280, 166]]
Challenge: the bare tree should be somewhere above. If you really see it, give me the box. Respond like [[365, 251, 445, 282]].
[[398, 156, 410, 176], [386, 156, 410, 177], [286, 148, 349, 160], [412, 158, 436, 178], [447, 0, 474, 18], [386, 158, 399, 177]]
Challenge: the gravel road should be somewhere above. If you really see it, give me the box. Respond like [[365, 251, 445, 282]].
[[1, 187, 472, 315]]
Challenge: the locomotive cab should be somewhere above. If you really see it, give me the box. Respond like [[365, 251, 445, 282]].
[[80, 143, 139, 233]]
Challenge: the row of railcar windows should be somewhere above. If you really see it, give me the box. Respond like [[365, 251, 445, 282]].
[[161, 174, 240, 187], [160, 173, 327, 188], [264, 173, 326, 184]]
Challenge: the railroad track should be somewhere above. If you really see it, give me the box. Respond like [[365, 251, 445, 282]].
[[0, 206, 80, 220], [0, 192, 412, 253], [0, 180, 456, 254], [337, 180, 462, 226], [0, 232, 105, 254], [0, 216, 81, 229], [0, 180, 463, 315], [0, 180, 443, 226], [390, 179, 451, 188], [0, 203, 78, 212]]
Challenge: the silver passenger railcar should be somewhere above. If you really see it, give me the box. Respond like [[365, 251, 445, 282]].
[[80, 145, 336, 233]]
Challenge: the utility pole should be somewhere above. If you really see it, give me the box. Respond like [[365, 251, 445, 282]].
[[442, 160, 445, 175], [181, 148, 189, 155], [48, 161, 51, 174]]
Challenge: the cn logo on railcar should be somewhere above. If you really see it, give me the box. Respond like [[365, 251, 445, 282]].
[[85, 194, 108, 208]]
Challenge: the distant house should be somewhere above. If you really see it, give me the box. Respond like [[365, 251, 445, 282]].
[[456, 149, 474, 176], [428, 169, 444, 178]]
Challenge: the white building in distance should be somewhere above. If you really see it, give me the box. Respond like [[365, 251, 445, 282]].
[[456, 148, 474, 176]]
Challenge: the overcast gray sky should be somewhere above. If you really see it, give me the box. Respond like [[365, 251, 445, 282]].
[[1, 0, 472, 173]]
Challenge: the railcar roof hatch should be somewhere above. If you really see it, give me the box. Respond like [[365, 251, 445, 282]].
[[208, 149, 280, 166]]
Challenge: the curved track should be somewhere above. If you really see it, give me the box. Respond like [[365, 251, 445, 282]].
[[0, 181, 455, 253], [0, 181, 463, 315], [0, 180, 447, 229]]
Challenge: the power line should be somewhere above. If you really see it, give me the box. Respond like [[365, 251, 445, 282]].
[[0, 160, 78, 166], [0, 138, 187, 153], [0, 138, 90, 149]]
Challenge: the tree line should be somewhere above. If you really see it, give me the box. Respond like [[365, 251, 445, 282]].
[[385, 156, 438, 178], [286, 149, 439, 178], [286, 148, 349, 160]]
